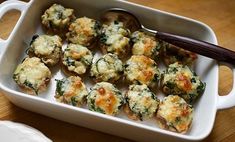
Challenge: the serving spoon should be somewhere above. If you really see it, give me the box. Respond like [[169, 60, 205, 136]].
[[100, 8, 235, 65]]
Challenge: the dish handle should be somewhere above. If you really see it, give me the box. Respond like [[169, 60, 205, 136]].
[[0, 0, 28, 56], [217, 62, 235, 110]]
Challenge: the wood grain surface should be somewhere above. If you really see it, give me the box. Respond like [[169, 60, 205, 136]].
[[0, 0, 235, 142]]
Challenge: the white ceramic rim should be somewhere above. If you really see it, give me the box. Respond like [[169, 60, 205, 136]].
[[0, 0, 234, 141]]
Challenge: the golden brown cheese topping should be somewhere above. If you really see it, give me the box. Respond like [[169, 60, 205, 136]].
[[87, 82, 124, 116], [176, 73, 192, 92], [124, 55, 160, 87], [156, 95, 193, 133], [66, 17, 101, 47], [13, 57, 52, 95], [131, 31, 161, 60], [62, 43, 93, 75], [55, 76, 88, 106], [95, 90, 118, 115], [162, 62, 206, 103]]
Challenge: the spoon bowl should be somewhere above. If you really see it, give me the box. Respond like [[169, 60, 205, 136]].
[[100, 8, 141, 32]]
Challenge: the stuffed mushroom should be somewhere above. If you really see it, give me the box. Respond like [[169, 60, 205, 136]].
[[55, 76, 88, 106], [124, 55, 161, 88], [28, 34, 62, 66], [13, 57, 52, 95], [156, 95, 193, 133], [99, 21, 131, 58], [62, 43, 93, 76], [41, 4, 75, 32], [66, 17, 101, 47], [131, 31, 162, 60], [87, 82, 124, 116], [162, 62, 206, 103], [90, 53, 123, 83], [124, 84, 160, 121]]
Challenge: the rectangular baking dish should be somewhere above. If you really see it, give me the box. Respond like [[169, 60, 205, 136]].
[[1, 0, 235, 141]]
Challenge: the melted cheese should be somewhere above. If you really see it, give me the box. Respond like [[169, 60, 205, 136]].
[[103, 22, 129, 36], [41, 4, 75, 29], [131, 31, 160, 59], [13, 57, 51, 94], [95, 91, 118, 115], [101, 21, 130, 57], [90, 53, 123, 82], [157, 95, 193, 133], [55, 76, 88, 106], [87, 82, 123, 116], [126, 84, 159, 119], [176, 73, 192, 92], [67, 17, 99, 46], [162, 62, 204, 103], [106, 34, 130, 55], [30, 35, 62, 66], [62, 43, 93, 74], [125, 55, 160, 87]]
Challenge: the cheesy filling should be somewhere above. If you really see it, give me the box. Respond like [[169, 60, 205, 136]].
[[55, 76, 88, 106], [90, 53, 123, 82], [126, 84, 159, 120], [41, 4, 75, 30], [66, 17, 101, 46], [100, 21, 130, 57], [13, 57, 52, 95], [162, 62, 206, 103], [62, 43, 93, 75], [157, 95, 193, 133], [87, 82, 124, 115], [124, 55, 161, 87], [131, 31, 161, 60], [29, 35, 62, 66]]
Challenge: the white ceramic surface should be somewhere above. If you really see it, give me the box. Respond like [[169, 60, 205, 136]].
[[0, 121, 52, 142], [0, 0, 235, 142]]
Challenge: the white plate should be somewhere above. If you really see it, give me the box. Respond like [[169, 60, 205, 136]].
[[0, 121, 52, 142]]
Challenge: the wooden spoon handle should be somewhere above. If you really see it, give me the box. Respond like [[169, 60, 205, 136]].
[[155, 32, 235, 65]]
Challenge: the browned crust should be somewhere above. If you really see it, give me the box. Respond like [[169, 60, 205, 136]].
[[156, 113, 191, 134], [87, 38, 98, 49], [55, 94, 85, 107], [156, 113, 175, 131], [26, 49, 35, 58], [91, 75, 119, 84], [160, 44, 197, 66], [123, 104, 140, 121], [99, 43, 108, 55]]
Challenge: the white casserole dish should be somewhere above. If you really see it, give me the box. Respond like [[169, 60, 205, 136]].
[[1, 0, 235, 141]]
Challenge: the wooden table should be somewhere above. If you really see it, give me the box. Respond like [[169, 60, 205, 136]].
[[1, 0, 235, 141]]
